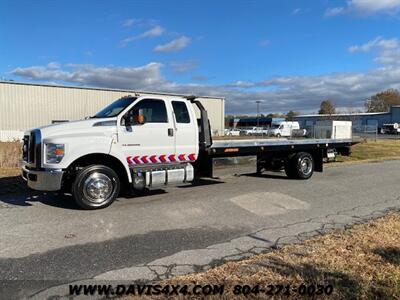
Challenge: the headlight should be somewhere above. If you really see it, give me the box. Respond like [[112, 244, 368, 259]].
[[46, 143, 65, 164]]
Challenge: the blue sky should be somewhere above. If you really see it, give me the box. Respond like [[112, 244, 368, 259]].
[[1, 0, 400, 114]]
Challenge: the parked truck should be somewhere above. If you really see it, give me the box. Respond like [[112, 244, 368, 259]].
[[381, 123, 400, 135], [22, 95, 355, 209], [268, 121, 301, 137], [244, 127, 269, 136]]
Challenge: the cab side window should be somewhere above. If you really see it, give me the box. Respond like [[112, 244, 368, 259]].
[[130, 99, 168, 123], [172, 101, 190, 123]]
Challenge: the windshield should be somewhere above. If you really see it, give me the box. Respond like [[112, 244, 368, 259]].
[[93, 97, 136, 118], [271, 124, 280, 129]]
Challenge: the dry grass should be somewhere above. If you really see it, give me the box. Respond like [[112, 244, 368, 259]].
[[157, 213, 400, 299], [0, 141, 22, 168], [0, 168, 20, 177], [337, 139, 400, 162]]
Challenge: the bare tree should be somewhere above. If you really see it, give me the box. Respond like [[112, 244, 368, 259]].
[[365, 89, 400, 112]]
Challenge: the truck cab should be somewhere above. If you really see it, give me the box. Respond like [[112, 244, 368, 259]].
[[22, 95, 201, 209]]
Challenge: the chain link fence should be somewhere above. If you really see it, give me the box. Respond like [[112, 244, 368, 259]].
[[224, 124, 353, 140], [224, 124, 400, 141]]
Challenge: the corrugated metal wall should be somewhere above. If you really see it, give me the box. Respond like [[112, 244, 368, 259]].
[[0, 81, 225, 137]]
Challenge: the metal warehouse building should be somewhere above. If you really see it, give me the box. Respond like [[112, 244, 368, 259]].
[[0, 81, 225, 141], [294, 106, 400, 131]]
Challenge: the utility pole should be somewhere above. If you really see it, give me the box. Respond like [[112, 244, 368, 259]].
[[256, 100, 262, 128]]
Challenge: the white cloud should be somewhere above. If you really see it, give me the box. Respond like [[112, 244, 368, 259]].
[[47, 62, 60, 69], [349, 37, 400, 65], [10, 37, 400, 113], [139, 25, 165, 38], [154, 36, 191, 53], [120, 25, 165, 47], [11, 62, 166, 90], [122, 18, 137, 27], [169, 60, 197, 73], [349, 37, 399, 53], [259, 39, 271, 47], [11, 61, 400, 113], [350, 0, 400, 14], [326, 0, 400, 16], [325, 7, 345, 17], [192, 75, 209, 81], [291, 8, 302, 15], [225, 81, 255, 88]]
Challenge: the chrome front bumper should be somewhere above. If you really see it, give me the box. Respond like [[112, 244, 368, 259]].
[[21, 165, 64, 191]]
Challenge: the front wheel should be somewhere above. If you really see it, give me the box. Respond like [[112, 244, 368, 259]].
[[285, 152, 314, 179], [72, 165, 120, 209]]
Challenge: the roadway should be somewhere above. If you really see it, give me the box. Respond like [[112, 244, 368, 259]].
[[0, 160, 399, 298]]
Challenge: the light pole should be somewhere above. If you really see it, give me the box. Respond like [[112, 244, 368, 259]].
[[255, 100, 262, 128]]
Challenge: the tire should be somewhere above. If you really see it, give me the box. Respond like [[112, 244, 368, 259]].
[[284, 152, 314, 180], [72, 165, 120, 210], [276, 133, 281, 138]]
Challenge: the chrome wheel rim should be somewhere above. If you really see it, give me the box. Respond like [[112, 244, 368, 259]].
[[83, 172, 113, 204], [300, 157, 312, 176]]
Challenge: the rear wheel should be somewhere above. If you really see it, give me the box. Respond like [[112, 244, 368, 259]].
[[285, 152, 314, 179], [72, 165, 120, 209]]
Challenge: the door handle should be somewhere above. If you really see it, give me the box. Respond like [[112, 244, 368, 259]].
[[168, 128, 174, 136]]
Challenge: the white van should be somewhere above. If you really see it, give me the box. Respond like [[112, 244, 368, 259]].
[[268, 121, 300, 137]]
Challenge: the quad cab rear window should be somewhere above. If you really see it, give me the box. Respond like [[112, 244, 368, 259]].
[[172, 101, 190, 123]]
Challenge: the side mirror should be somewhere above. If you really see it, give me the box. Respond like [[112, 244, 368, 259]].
[[123, 115, 135, 126], [123, 112, 145, 126]]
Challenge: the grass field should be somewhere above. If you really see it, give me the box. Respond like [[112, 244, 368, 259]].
[[161, 213, 400, 299], [337, 139, 400, 162]]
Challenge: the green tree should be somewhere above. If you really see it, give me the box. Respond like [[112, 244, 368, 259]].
[[266, 113, 286, 118], [365, 89, 400, 112], [319, 100, 336, 115], [286, 110, 300, 120]]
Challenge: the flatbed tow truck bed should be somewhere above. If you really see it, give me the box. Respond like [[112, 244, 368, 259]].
[[190, 98, 357, 178], [194, 137, 357, 179], [208, 138, 355, 157]]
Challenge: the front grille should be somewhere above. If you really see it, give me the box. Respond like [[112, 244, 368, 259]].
[[22, 135, 29, 162], [29, 131, 36, 164], [23, 130, 41, 167]]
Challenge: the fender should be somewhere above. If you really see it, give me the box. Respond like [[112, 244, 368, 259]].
[[42, 134, 132, 183]]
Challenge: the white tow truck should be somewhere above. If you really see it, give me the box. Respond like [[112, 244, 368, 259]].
[[22, 95, 356, 209]]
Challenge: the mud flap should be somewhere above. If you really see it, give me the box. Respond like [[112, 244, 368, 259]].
[[313, 149, 324, 172], [193, 151, 214, 178]]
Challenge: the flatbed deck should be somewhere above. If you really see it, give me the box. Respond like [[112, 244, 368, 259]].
[[208, 138, 355, 157]]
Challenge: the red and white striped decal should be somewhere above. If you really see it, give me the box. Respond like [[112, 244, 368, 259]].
[[188, 153, 196, 161], [126, 153, 196, 165]]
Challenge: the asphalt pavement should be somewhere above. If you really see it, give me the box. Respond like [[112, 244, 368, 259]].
[[0, 160, 399, 299]]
